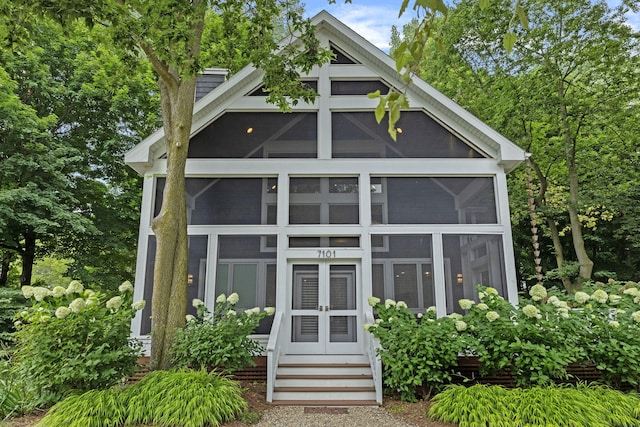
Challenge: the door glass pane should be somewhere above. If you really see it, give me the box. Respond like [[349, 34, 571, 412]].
[[421, 263, 435, 308], [233, 264, 257, 310], [330, 265, 356, 310], [292, 316, 319, 342], [292, 265, 319, 310], [393, 264, 418, 304], [330, 316, 357, 342], [215, 264, 229, 302]]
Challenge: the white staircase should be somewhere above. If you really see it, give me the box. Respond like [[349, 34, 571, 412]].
[[272, 355, 377, 406]]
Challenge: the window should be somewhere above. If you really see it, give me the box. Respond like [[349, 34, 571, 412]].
[[141, 235, 208, 335], [188, 112, 317, 158], [332, 112, 485, 158], [215, 236, 277, 334], [331, 80, 389, 95], [371, 235, 435, 312], [155, 178, 277, 225], [370, 177, 497, 224], [443, 234, 507, 314], [289, 177, 359, 225]]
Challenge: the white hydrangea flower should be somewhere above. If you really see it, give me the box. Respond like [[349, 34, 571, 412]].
[[52, 286, 67, 298], [608, 294, 622, 305], [547, 295, 560, 306], [227, 309, 237, 316], [609, 320, 620, 328], [558, 308, 570, 319], [417, 313, 423, 318], [459, 299, 475, 310], [55, 306, 71, 319], [66, 280, 84, 295], [245, 307, 261, 316], [396, 301, 408, 309], [476, 303, 489, 311], [384, 299, 396, 308], [185, 314, 196, 323], [106, 296, 123, 310], [448, 313, 463, 320], [591, 289, 609, 304], [455, 320, 468, 332], [635, 296, 640, 305], [522, 304, 540, 319], [216, 294, 227, 303], [227, 293, 239, 304], [264, 307, 275, 316], [363, 323, 373, 331], [622, 287, 639, 297], [21, 286, 35, 299], [192, 298, 205, 308], [529, 284, 547, 301], [485, 287, 499, 296], [368, 296, 381, 307], [33, 287, 52, 302], [131, 300, 146, 311], [486, 311, 500, 322], [426, 306, 437, 313], [632, 311, 640, 323], [375, 318, 383, 324], [574, 291, 590, 304], [118, 281, 134, 293], [69, 298, 86, 313]]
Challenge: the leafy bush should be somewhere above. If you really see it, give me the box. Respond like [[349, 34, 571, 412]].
[[464, 285, 585, 386], [429, 383, 640, 427], [364, 298, 469, 401], [0, 287, 28, 346], [0, 359, 35, 420], [36, 370, 247, 427], [171, 293, 274, 374], [12, 280, 145, 402]]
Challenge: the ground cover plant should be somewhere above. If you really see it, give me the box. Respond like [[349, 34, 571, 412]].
[[428, 383, 640, 427], [11, 280, 145, 404], [35, 369, 247, 427], [365, 279, 640, 399], [171, 294, 274, 374]]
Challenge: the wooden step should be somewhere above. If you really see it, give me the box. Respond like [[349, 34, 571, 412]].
[[271, 400, 379, 406], [277, 374, 373, 380], [274, 386, 375, 392]]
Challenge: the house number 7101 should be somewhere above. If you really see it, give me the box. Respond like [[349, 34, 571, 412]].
[[318, 250, 336, 258]]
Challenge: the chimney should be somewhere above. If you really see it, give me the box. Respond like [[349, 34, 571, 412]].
[[195, 68, 228, 102]]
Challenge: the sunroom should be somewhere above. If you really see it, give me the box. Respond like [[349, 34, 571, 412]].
[[125, 11, 527, 405]]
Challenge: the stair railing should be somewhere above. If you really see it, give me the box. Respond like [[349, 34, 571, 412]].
[[364, 310, 383, 404], [266, 311, 284, 402]]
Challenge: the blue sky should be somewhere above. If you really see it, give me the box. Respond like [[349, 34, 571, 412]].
[[302, 1, 640, 52]]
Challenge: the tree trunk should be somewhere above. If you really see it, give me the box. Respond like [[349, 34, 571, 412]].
[[0, 254, 12, 287], [20, 231, 36, 287], [149, 73, 198, 370], [558, 81, 593, 288]]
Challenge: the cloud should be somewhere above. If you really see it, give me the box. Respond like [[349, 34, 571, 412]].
[[305, 1, 412, 51]]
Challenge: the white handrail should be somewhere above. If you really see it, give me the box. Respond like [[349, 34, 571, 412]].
[[364, 311, 383, 404], [266, 311, 283, 402]]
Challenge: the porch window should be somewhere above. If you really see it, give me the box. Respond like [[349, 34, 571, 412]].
[[215, 235, 277, 334], [332, 112, 485, 158], [289, 177, 359, 224], [154, 178, 276, 225], [140, 235, 208, 335], [188, 112, 317, 158], [443, 234, 507, 314], [371, 235, 435, 312], [370, 177, 497, 224]]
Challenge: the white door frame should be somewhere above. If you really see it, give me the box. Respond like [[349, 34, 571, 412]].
[[285, 257, 362, 355]]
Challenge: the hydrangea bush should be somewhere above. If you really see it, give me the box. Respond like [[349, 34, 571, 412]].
[[365, 280, 640, 399], [170, 293, 274, 374], [363, 297, 469, 401], [12, 280, 144, 401]]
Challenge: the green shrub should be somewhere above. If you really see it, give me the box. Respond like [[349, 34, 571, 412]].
[[365, 298, 469, 401], [0, 288, 28, 346], [171, 293, 274, 374], [428, 383, 640, 427], [12, 280, 145, 402], [36, 370, 247, 427], [124, 369, 247, 427]]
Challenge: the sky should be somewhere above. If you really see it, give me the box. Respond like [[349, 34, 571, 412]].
[[302, 0, 640, 52]]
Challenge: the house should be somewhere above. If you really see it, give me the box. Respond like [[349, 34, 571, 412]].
[[125, 11, 527, 405]]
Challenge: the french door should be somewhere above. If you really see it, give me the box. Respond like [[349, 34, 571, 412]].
[[287, 262, 360, 354]]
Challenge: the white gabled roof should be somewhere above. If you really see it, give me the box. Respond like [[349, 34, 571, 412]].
[[125, 10, 527, 174]]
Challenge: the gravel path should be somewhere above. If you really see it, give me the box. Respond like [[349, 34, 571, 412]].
[[254, 406, 419, 427]]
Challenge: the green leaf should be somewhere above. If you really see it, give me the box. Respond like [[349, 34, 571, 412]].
[[367, 89, 381, 99], [479, 0, 490, 9], [375, 96, 386, 124], [516, 4, 529, 30], [503, 32, 516, 53], [398, 0, 410, 17]]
